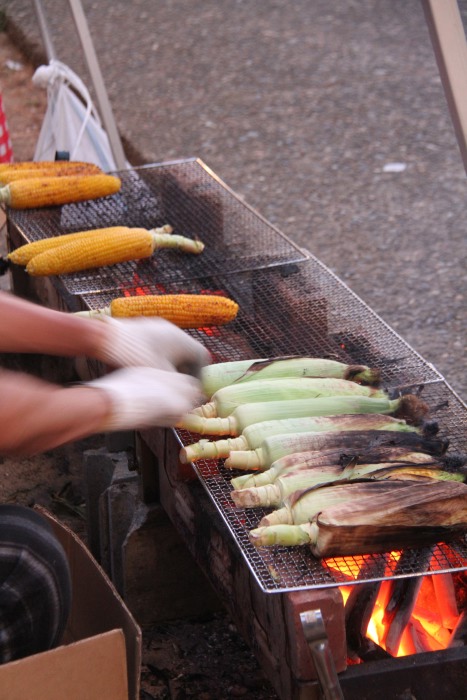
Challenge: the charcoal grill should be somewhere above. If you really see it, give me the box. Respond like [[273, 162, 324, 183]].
[[6, 156, 467, 698], [6, 156, 466, 594]]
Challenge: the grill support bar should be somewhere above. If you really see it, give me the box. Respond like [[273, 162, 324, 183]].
[[421, 0, 467, 175]]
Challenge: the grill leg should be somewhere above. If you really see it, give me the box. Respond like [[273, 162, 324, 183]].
[[300, 609, 344, 700]]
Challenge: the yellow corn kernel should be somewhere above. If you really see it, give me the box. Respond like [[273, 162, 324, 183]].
[[109, 293, 239, 328], [0, 164, 103, 184], [9, 227, 137, 266], [0, 174, 121, 209], [25, 228, 155, 276]]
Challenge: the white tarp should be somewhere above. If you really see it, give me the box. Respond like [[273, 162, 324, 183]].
[[32, 60, 123, 172]]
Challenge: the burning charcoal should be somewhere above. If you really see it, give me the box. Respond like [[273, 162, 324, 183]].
[[354, 638, 392, 662], [345, 554, 389, 658], [449, 611, 467, 647], [381, 546, 434, 655], [432, 573, 459, 630]]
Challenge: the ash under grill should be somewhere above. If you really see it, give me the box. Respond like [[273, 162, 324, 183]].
[[6, 159, 467, 597]]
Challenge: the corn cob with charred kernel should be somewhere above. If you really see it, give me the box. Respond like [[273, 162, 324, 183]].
[[0, 163, 103, 184], [249, 481, 467, 557], [201, 357, 381, 396], [177, 393, 429, 439], [178, 412, 425, 465], [191, 377, 388, 419], [79, 293, 239, 328], [0, 173, 121, 209], [23, 227, 205, 276], [0, 160, 102, 173]]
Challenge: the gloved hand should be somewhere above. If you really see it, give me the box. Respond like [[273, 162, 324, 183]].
[[95, 317, 211, 377], [88, 366, 204, 430]]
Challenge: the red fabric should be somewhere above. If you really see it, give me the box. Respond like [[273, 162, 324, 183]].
[[0, 94, 13, 163]]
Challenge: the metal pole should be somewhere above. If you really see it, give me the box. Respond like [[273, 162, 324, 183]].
[[67, 0, 128, 170], [32, 0, 56, 62], [421, 0, 467, 176]]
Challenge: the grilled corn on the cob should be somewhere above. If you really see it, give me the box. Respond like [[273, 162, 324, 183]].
[[230, 441, 449, 489], [250, 481, 467, 557], [22, 227, 204, 276], [80, 293, 239, 328], [0, 163, 103, 184], [179, 413, 426, 465], [177, 393, 428, 439], [200, 357, 381, 396], [192, 377, 387, 419], [232, 461, 464, 508], [0, 160, 101, 172], [0, 173, 121, 209]]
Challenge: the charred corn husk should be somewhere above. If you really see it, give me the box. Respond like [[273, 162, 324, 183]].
[[23, 227, 204, 276], [76, 293, 238, 327], [231, 461, 465, 508], [201, 357, 381, 397], [249, 481, 467, 557], [226, 421, 445, 471], [178, 413, 421, 464], [191, 377, 387, 419], [178, 393, 428, 438], [230, 442, 449, 489], [0, 163, 103, 183], [0, 173, 121, 209]]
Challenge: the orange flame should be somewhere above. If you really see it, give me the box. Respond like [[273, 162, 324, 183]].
[[340, 563, 462, 658]]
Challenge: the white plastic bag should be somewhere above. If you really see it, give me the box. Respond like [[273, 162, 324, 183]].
[[32, 60, 124, 172]]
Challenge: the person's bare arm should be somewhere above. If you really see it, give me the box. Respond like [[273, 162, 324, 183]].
[[0, 291, 107, 357], [0, 291, 211, 375], [0, 368, 112, 456]]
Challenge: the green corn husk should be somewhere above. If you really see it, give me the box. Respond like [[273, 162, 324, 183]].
[[232, 465, 343, 508], [231, 462, 465, 508], [225, 420, 446, 472], [178, 412, 421, 465], [230, 446, 445, 490], [200, 356, 381, 397], [191, 376, 388, 419], [258, 481, 411, 526], [177, 392, 428, 439], [249, 481, 467, 556]]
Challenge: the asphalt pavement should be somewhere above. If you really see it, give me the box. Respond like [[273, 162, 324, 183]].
[[1, 0, 466, 399]]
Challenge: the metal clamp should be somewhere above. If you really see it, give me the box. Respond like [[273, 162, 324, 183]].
[[300, 609, 344, 700]]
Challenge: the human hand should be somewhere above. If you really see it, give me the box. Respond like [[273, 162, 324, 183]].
[[88, 366, 204, 430], [95, 317, 211, 376]]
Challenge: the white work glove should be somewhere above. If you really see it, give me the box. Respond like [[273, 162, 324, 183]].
[[96, 317, 211, 377], [88, 366, 204, 430]]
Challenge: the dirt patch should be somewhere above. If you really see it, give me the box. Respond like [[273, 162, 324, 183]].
[[0, 28, 278, 700]]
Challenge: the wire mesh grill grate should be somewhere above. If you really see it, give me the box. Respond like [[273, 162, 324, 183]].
[[184, 440, 467, 593], [7, 159, 308, 293], [6, 160, 466, 593]]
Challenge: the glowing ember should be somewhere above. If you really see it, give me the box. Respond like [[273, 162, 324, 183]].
[[340, 568, 464, 658]]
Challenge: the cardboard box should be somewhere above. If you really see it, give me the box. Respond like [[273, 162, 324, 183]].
[[0, 507, 142, 700]]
